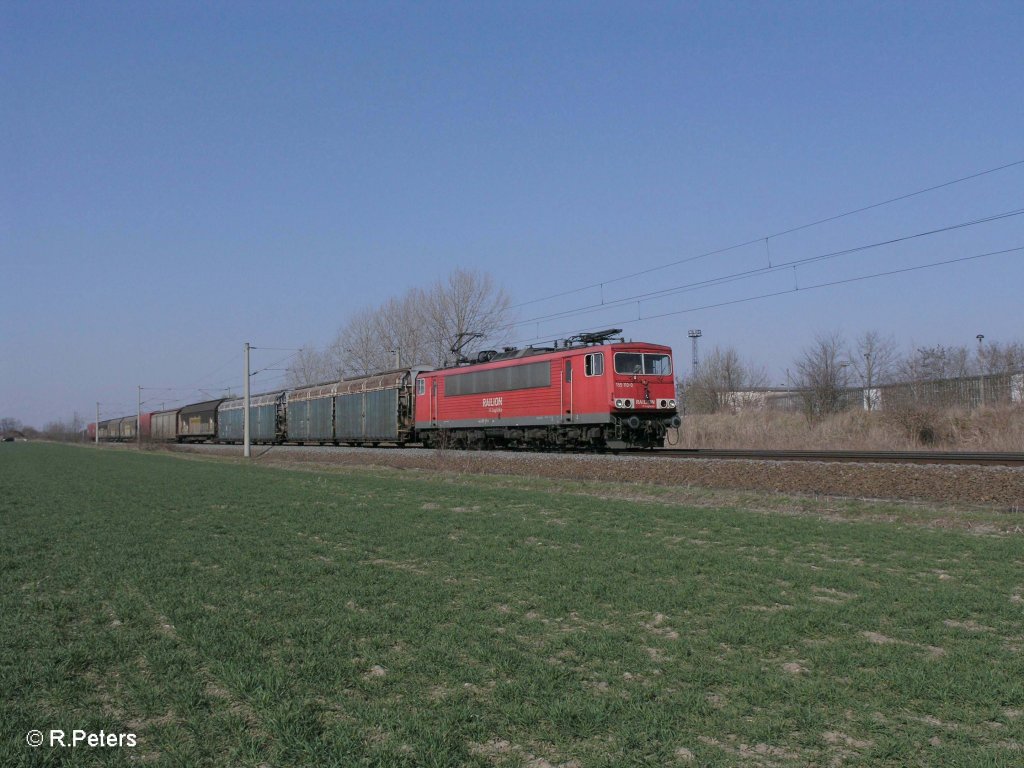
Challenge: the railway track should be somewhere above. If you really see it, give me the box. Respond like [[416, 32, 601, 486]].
[[651, 448, 1024, 466]]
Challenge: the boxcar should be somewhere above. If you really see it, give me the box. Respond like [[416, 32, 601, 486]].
[[218, 392, 286, 443], [334, 369, 424, 444], [150, 409, 179, 441], [117, 415, 137, 440], [287, 369, 425, 445], [95, 416, 137, 441], [97, 418, 118, 440], [286, 382, 338, 443], [177, 399, 224, 442]]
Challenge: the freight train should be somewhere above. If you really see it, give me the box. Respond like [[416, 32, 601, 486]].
[[88, 330, 681, 450]]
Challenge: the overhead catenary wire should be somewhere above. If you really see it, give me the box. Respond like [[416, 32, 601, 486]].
[[233, 202, 1021, 369], [135, 347, 302, 411], [509, 157, 1024, 310], [506, 245, 1024, 347], [505, 207, 1024, 330]]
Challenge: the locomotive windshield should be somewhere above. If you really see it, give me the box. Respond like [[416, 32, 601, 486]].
[[614, 353, 672, 376]]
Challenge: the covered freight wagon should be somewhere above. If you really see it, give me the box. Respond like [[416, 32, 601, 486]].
[[96, 416, 134, 441], [286, 368, 426, 445], [177, 399, 224, 442], [150, 409, 179, 441], [138, 412, 152, 441], [334, 369, 424, 444], [286, 382, 337, 443], [218, 392, 285, 443], [117, 415, 137, 440]]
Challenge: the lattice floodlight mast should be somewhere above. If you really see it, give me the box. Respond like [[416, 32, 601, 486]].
[[688, 329, 702, 371]]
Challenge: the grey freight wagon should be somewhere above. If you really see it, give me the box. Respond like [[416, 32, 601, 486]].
[[287, 368, 426, 445], [218, 392, 286, 443], [150, 409, 179, 441]]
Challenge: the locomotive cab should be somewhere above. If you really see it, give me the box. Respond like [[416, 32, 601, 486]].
[[604, 344, 680, 448]]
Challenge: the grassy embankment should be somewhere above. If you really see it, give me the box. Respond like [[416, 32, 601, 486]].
[[674, 404, 1024, 452], [2, 443, 1022, 766]]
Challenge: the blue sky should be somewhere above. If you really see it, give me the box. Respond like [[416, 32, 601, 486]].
[[3, 1, 1022, 426]]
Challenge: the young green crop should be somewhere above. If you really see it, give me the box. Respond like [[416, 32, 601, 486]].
[[2, 443, 1022, 766]]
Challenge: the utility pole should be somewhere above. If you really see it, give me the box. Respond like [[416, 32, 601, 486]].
[[976, 334, 985, 407], [864, 352, 873, 412], [391, 348, 401, 369], [95, 402, 99, 445], [244, 342, 251, 458], [838, 361, 851, 410], [137, 385, 142, 448]]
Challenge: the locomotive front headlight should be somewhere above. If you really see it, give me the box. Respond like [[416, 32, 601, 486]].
[[623, 399, 633, 409], [669, 399, 676, 408], [615, 399, 623, 408]]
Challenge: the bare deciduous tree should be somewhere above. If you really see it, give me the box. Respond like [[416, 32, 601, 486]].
[[978, 340, 1024, 375], [288, 268, 512, 383], [849, 330, 898, 410], [40, 412, 85, 441], [681, 346, 768, 414], [420, 269, 512, 366], [795, 331, 852, 418], [0, 416, 23, 434], [898, 344, 971, 382], [285, 345, 333, 388]]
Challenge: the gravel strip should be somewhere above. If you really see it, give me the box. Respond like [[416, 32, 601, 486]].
[[169, 444, 1024, 507]]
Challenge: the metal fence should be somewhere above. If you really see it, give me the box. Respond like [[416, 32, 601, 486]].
[[681, 372, 1024, 415], [875, 372, 1024, 411]]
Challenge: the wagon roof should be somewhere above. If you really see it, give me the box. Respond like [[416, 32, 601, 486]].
[[289, 367, 428, 400], [179, 399, 226, 416], [220, 391, 284, 409]]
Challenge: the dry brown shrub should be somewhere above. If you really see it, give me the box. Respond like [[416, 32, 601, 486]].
[[674, 405, 1024, 451]]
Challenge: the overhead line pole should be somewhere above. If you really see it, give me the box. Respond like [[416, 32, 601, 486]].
[[95, 402, 99, 445], [244, 342, 251, 458], [137, 385, 142, 448]]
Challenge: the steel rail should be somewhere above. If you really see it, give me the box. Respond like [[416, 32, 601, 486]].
[[647, 449, 1024, 466]]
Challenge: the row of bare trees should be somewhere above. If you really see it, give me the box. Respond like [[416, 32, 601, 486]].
[[682, 331, 1024, 416], [286, 268, 513, 387], [1, 414, 84, 440]]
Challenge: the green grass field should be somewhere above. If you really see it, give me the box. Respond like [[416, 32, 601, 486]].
[[2, 443, 1023, 767]]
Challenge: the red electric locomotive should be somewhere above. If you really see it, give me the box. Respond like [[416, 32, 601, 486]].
[[414, 329, 680, 450]]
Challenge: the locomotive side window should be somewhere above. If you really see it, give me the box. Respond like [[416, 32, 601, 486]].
[[585, 353, 604, 376], [445, 361, 551, 396], [565, 360, 572, 382], [416, 378, 425, 396], [614, 353, 672, 376]]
